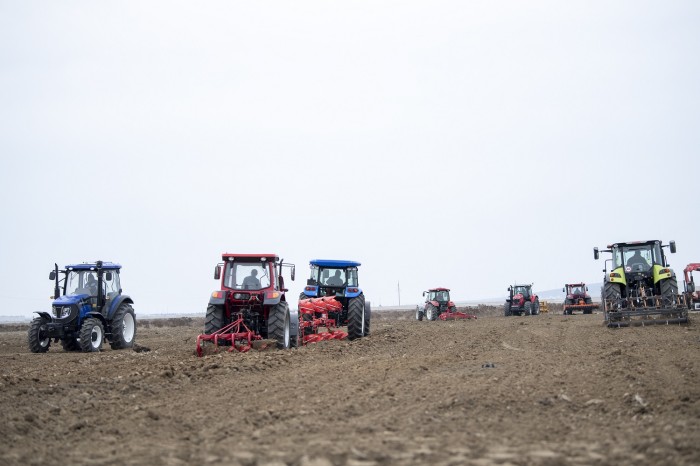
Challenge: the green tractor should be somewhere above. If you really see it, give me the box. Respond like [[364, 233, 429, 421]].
[[594, 240, 688, 327]]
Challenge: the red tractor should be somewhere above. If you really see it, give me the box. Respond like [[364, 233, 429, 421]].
[[683, 263, 700, 310], [562, 283, 599, 315], [504, 284, 540, 316], [196, 253, 296, 356], [415, 288, 476, 321]]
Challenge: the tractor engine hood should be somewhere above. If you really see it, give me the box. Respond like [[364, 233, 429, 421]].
[[53, 294, 89, 306]]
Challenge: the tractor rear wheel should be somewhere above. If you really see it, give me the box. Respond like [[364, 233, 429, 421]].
[[204, 305, 225, 334], [109, 303, 136, 350], [524, 302, 533, 316], [416, 306, 424, 321], [28, 316, 51, 353], [504, 303, 511, 317], [425, 303, 438, 321], [603, 282, 622, 312], [363, 301, 371, 336], [79, 318, 104, 352], [660, 277, 679, 305], [268, 301, 291, 349], [61, 337, 80, 351], [347, 295, 366, 340], [532, 299, 540, 315]]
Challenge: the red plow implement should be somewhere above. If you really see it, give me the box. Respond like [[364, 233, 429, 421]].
[[196, 316, 263, 357], [439, 309, 477, 320], [298, 297, 348, 344]]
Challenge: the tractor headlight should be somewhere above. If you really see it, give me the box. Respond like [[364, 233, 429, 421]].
[[53, 306, 72, 319]]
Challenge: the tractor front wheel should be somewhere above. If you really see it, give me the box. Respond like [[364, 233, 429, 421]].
[[416, 306, 424, 321], [347, 296, 366, 340], [268, 301, 292, 349], [504, 302, 511, 317], [79, 318, 104, 352], [28, 316, 51, 353], [109, 303, 136, 350]]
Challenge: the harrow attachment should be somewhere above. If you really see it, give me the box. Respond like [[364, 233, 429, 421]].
[[196, 316, 263, 357], [438, 309, 477, 320], [298, 297, 348, 344], [563, 299, 599, 315], [604, 294, 689, 328]]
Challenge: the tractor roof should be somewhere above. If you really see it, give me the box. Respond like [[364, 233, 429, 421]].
[[428, 287, 450, 292], [65, 262, 121, 270], [310, 259, 361, 268], [606, 240, 660, 248], [684, 263, 700, 273], [221, 253, 279, 262], [565, 283, 586, 287]]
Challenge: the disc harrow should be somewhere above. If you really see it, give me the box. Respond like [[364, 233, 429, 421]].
[[438, 309, 477, 320], [298, 296, 348, 344]]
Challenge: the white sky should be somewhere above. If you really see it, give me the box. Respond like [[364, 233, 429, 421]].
[[1, 1, 699, 316]]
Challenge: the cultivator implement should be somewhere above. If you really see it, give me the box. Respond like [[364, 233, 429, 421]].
[[438, 309, 477, 320], [196, 315, 263, 357], [298, 297, 348, 344], [563, 299, 599, 315], [604, 295, 689, 328]]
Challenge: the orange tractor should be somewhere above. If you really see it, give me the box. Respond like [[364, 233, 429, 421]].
[[562, 283, 599, 315]]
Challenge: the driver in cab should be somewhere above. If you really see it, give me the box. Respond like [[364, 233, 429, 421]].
[[627, 250, 649, 269]]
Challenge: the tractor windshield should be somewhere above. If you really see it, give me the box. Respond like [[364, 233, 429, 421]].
[[613, 243, 662, 271], [429, 290, 450, 302], [319, 268, 346, 287], [513, 286, 530, 296], [66, 271, 99, 296], [223, 262, 271, 290]]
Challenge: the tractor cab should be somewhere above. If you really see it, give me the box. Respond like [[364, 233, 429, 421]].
[[425, 288, 450, 304], [564, 283, 588, 300], [49, 262, 124, 321], [512, 284, 532, 300], [302, 260, 362, 299]]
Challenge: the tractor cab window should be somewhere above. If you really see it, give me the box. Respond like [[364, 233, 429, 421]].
[[103, 271, 120, 298], [430, 290, 449, 302], [622, 246, 653, 271], [224, 262, 270, 290], [308, 265, 320, 285], [320, 268, 346, 287], [66, 270, 99, 296], [347, 268, 359, 287], [514, 286, 530, 297]]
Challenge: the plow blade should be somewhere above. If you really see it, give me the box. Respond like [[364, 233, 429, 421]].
[[298, 297, 347, 345], [604, 296, 689, 328], [196, 316, 262, 357]]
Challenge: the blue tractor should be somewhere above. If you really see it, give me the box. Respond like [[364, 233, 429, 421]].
[[28, 261, 136, 353], [299, 259, 371, 340]]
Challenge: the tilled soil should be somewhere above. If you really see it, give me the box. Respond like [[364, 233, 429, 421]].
[[1, 311, 699, 466]]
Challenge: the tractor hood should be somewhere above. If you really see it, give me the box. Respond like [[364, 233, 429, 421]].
[[53, 294, 89, 306]]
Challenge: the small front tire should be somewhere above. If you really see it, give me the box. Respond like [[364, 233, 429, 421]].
[[79, 318, 104, 352], [28, 316, 51, 353]]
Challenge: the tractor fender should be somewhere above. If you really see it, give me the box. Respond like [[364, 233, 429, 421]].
[[107, 295, 134, 318], [34, 311, 52, 321], [345, 287, 363, 299], [263, 294, 282, 306], [208, 292, 226, 306], [85, 311, 108, 327]]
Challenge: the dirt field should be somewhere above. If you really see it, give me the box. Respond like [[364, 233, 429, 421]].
[[1, 309, 699, 466]]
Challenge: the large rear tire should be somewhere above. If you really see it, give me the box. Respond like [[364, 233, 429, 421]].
[[660, 277, 679, 305], [603, 282, 622, 312], [268, 301, 291, 349], [504, 302, 512, 317], [28, 316, 51, 353], [204, 305, 225, 334], [532, 299, 540, 315], [425, 303, 438, 321], [79, 318, 104, 352], [524, 301, 532, 316], [363, 301, 371, 336], [109, 303, 136, 350], [347, 295, 366, 340]]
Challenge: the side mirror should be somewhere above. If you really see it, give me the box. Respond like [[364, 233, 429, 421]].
[[291, 266, 295, 281], [105, 272, 113, 281], [49, 271, 56, 280], [214, 266, 221, 280], [508, 286, 512, 292], [593, 247, 599, 260], [422, 291, 426, 297], [562, 287, 565, 293], [670, 241, 677, 253]]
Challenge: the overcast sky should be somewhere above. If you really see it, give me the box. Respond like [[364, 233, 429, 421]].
[[1, 1, 699, 317]]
